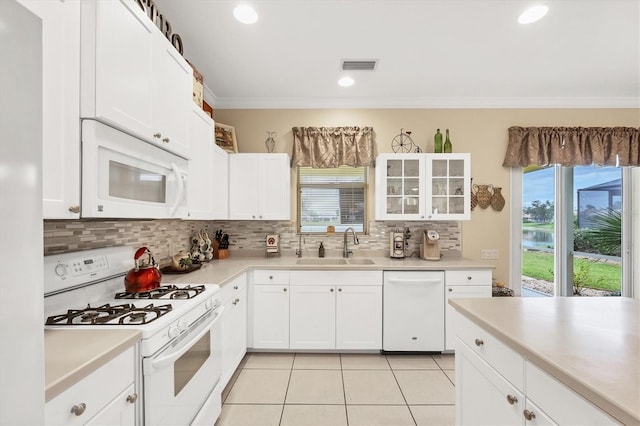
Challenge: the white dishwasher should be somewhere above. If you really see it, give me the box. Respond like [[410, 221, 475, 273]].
[[383, 271, 445, 352]]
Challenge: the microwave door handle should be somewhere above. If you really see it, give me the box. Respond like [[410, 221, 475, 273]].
[[169, 162, 184, 217], [147, 307, 224, 372]]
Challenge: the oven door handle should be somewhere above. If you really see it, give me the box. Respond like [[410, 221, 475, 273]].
[[147, 307, 224, 372]]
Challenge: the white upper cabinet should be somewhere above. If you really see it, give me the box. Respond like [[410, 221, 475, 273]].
[[22, 0, 81, 219], [80, 0, 191, 159], [186, 107, 215, 219], [229, 154, 291, 220], [375, 153, 471, 221], [211, 144, 230, 220]]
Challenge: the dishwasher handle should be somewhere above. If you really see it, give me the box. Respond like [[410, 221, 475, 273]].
[[387, 278, 442, 285]]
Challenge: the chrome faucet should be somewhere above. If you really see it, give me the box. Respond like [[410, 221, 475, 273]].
[[296, 234, 304, 258], [343, 227, 359, 258]]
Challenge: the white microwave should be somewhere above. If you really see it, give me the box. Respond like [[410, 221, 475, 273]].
[[81, 119, 188, 219]]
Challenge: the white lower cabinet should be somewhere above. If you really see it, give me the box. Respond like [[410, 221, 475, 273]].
[[251, 283, 290, 349], [336, 285, 383, 350], [290, 285, 336, 349], [220, 274, 247, 388], [46, 346, 137, 425]]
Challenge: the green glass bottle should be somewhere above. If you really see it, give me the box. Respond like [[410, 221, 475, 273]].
[[434, 129, 443, 153], [444, 129, 452, 153]]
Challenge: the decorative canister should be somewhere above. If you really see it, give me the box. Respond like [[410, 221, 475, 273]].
[[474, 184, 493, 209], [470, 178, 477, 211], [491, 187, 505, 211]]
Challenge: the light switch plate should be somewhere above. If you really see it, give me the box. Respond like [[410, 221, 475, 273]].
[[480, 249, 499, 260]]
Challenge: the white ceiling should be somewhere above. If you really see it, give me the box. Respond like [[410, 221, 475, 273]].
[[153, 0, 640, 109]]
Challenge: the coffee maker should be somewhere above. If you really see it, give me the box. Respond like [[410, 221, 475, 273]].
[[421, 230, 441, 260]]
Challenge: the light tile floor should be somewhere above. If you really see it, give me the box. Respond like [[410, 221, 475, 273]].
[[216, 353, 455, 426]]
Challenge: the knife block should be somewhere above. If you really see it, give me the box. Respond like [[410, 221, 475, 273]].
[[214, 249, 229, 259]]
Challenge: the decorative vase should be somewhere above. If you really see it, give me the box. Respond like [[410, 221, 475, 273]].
[[470, 179, 478, 211], [265, 131, 276, 153], [475, 184, 493, 209], [433, 129, 442, 153], [491, 187, 505, 211]]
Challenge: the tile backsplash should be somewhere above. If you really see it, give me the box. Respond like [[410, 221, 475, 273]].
[[44, 219, 461, 261]]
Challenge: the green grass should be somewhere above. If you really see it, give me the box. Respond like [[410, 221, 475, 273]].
[[522, 251, 621, 292], [522, 222, 554, 230]]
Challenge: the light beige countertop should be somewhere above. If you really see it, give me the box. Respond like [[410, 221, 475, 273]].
[[161, 254, 493, 286], [45, 329, 141, 402], [449, 297, 640, 425]]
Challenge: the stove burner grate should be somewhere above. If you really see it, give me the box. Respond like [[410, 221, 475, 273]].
[[45, 302, 172, 325], [115, 284, 205, 300]]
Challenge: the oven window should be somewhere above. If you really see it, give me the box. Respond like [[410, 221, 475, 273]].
[[174, 332, 210, 396], [109, 160, 166, 203]]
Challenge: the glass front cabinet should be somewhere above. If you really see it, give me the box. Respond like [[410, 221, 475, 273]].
[[375, 153, 471, 221]]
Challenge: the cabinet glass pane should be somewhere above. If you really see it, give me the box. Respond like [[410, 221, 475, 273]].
[[449, 197, 465, 214], [432, 160, 448, 177], [387, 197, 402, 214], [404, 178, 420, 196], [404, 159, 420, 177], [432, 178, 447, 196], [404, 197, 420, 214], [449, 178, 464, 195], [387, 178, 402, 195], [449, 160, 464, 177], [432, 197, 447, 214], [387, 160, 402, 177]]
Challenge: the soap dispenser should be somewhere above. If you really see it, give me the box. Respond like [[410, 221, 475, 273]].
[[319, 242, 325, 258]]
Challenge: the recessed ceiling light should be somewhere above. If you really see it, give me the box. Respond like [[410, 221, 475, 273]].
[[233, 4, 258, 24], [338, 76, 355, 87], [518, 5, 548, 24]]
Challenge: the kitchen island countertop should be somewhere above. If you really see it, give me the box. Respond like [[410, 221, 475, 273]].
[[449, 297, 640, 425], [45, 329, 141, 402]]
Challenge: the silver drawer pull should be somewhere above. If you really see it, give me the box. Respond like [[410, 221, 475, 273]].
[[506, 394, 518, 405], [283, 288, 287, 292], [71, 403, 86, 416], [467, 276, 472, 280], [126, 393, 138, 404], [523, 410, 536, 421], [234, 285, 239, 290], [269, 276, 273, 280], [474, 338, 484, 347]]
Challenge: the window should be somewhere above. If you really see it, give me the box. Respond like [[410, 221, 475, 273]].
[[297, 166, 367, 234]]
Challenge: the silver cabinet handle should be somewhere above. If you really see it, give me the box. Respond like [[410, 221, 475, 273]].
[[330, 288, 334, 292], [338, 288, 342, 292], [71, 403, 86, 416], [448, 288, 453, 292], [126, 393, 138, 404], [474, 338, 484, 347], [153, 132, 161, 138], [162, 137, 170, 143], [506, 394, 518, 405], [523, 410, 536, 421], [283, 288, 287, 292], [234, 285, 239, 290], [269, 276, 273, 280], [467, 276, 472, 280], [68, 205, 80, 213]]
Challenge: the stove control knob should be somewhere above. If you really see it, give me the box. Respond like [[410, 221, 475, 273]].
[[167, 326, 180, 339], [178, 320, 188, 331], [205, 300, 213, 310], [55, 263, 67, 277]]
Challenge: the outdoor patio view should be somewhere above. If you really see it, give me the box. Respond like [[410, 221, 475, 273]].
[[522, 166, 622, 297]]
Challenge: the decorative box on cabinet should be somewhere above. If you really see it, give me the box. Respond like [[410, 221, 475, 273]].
[[229, 154, 290, 220], [21, 0, 81, 219], [80, 0, 192, 159]]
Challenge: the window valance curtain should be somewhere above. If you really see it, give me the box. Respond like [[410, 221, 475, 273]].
[[503, 126, 640, 167], [291, 126, 375, 168]]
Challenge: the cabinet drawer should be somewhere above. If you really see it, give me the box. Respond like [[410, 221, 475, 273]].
[[46, 346, 135, 425], [290, 270, 382, 286], [446, 270, 491, 286], [220, 274, 247, 302], [252, 270, 290, 285], [454, 312, 524, 391], [526, 362, 619, 425]]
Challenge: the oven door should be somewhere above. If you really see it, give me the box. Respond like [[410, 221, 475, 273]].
[[81, 119, 188, 219], [142, 306, 223, 426]]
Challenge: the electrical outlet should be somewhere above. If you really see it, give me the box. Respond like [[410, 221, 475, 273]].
[[480, 249, 499, 260]]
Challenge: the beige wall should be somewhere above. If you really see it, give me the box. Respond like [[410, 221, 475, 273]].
[[213, 108, 640, 284]]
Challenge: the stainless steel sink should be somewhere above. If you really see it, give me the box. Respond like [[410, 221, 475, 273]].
[[347, 258, 375, 265], [296, 258, 348, 265]]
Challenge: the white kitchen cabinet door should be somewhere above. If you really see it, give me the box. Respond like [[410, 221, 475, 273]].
[[221, 276, 247, 387], [375, 154, 426, 220], [456, 339, 524, 426], [229, 154, 290, 220], [425, 153, 471, 220], [211, 144, 229, 219], [22, 0, 81, 219], [290, 285, 336, 350], [85, 384, 136, 426], [187, 107, 214, 219], [252, 285, 289, 349], [336, 285, 382, 350], [150, 30, 191, 158], [81, 0, 154, 139], [445, 285, 491, 351]]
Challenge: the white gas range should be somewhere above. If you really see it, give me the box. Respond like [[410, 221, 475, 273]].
[[44, 246, 223, 426]]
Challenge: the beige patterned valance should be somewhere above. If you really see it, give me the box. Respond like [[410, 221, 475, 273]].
[[291, 127, 375, 168], [503, 126, 640, 167]]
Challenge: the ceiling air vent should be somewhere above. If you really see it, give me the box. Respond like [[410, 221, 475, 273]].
[[341, 59, 378, 71]]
